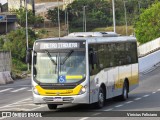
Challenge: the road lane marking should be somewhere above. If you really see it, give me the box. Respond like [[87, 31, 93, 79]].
[[125, 101, 133, 104], [11, 87, 28, 92], [27, 89, 32, 91], [157, 89, 160, 91], [134, 98, 141, 100], [104, 108, 113, 111], [29, 105, 46, 111], [115, 104, 123, 108], [0, 97, 31, 109], [143, 94, 150, 97], [91, 113, 101, 116], [0, 88, 13, 92], [79, 117, 90, 120], [152, 91, 156, 94]]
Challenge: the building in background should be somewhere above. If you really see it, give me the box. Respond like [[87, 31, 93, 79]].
[[8, 0, 34, 12], [0, 0, 18, 34]]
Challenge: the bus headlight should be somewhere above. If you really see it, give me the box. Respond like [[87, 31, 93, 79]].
[[33, 87, 39, 95], [79, 86, 87, 95]]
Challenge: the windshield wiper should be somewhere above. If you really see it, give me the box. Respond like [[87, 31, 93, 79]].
[[61, 50, 74, 65], [45, 50, 57, 65]]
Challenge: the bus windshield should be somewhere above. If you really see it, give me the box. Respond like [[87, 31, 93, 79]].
[[33, 50, 86, 84]]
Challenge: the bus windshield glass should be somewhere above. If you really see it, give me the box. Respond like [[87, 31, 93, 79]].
[[33, 50, 86, 84]]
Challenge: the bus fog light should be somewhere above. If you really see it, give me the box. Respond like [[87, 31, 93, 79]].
[[79, 86, 87, 95]]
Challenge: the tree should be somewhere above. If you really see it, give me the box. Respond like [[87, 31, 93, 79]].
[[47, 8, 65, 26], [135, 2, 160, 44], [13, 8, 44, 27], [3, 28, 37, 61]]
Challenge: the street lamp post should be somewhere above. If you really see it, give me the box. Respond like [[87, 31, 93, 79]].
[[6, 14, 7, 34], [67, 11, 69, 35], [57, 0, 61, 38], [83, 6, 87, 32], [112, 0, 116, 33], [123, 0, 128, 36], [25, 0, 29, 71]]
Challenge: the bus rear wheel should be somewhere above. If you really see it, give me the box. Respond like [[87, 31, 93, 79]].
[[120, 81, 128, 101], [47, 104, 57, 110], [95, 87, 105, 109]]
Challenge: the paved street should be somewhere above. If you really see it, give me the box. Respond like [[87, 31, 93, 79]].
[[0, 66, 160, 119]]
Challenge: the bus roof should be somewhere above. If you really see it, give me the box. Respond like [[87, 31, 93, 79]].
[[35, 36, 136, 44]]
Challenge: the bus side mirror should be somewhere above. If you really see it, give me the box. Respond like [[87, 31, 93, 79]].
[[26, 48, 32, 64]]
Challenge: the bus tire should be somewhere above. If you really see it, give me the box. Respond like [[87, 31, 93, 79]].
[[120, 81, 128, 101], [47, 104, 57, 110], [95, 87, 105, 109]]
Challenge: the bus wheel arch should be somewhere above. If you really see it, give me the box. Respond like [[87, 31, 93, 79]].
[[120, 78, 129, 101], [95, 83, 106, 109]]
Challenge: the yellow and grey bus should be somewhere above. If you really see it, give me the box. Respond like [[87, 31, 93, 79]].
[[27, 32, 139, 109]]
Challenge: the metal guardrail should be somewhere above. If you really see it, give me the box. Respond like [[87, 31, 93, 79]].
[[138, 37, 160, 57]]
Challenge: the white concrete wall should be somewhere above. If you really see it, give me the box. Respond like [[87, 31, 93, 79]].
[[0, 51, 13, 85], [139, 50, 160, 73], [138, 37, 160, 57]]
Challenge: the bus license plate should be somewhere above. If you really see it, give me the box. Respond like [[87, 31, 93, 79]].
[[53, 98, 63, 102]]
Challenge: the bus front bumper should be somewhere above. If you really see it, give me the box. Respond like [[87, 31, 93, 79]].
[[33, 92, 89, 104]]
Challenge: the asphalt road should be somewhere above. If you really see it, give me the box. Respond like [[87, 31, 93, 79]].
[[0, 65, 160, 120]]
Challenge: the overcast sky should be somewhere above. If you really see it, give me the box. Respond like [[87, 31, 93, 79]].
[[0, 0, 7, 5]]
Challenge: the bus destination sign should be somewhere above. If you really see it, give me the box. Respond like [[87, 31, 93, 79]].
[[40, 42, 80, 50]]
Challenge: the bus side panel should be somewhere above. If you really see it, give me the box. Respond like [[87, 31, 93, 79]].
[[106, 67, 118, 99], [114, 65, 132, 96], [130, 63, 139, 91]]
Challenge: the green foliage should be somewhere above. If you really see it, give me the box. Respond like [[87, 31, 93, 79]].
[[12, 58, 27, 71], [3, 28, 37, 62], [67, 0, 112, 29], [46, 0, 159, 31], [13, 7, 44, 27], [135, 2, 160, 44], [47, 8, 65, 25]]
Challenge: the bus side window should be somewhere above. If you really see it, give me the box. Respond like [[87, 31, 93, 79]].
[[89, 48, 97, 69]]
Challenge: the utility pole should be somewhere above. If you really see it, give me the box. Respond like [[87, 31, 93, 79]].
[[5, 14, 7, 34], [32, 0, 35, 15], [83, 6, 87, 32], [57, 0, 61, 38], [112, 0, 116, 33], [20, 0, 22, 8], [67, 11, 69, 35], [25, 0, 29, 71], [123, 0, 128, 36]]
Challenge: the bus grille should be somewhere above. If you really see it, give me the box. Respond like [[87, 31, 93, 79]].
[[43, 97, 74, 103]]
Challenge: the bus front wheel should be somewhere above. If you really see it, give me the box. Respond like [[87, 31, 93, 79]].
[[95, 87, 105, 109], [47, 104, 57, 110]]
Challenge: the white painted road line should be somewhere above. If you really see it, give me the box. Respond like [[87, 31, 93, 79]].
[[11, 87, 28, 92], [0, 88, 13, 92], [157, 89, 160, 91], [79, 117, 90, 120], [152, 91, 156, 94], [125, 101, 133, 104], [0, 97, 31, 109], [134, 98, 141, 100], [143, 94, 150, 97], [104, 108, 113, 111], [115, 104, 123, 108], [91, 113, 101, 116], [27, 89, 32, 91]]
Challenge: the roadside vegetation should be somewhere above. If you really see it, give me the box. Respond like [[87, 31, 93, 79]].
[[0, 0, 160, 78]]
